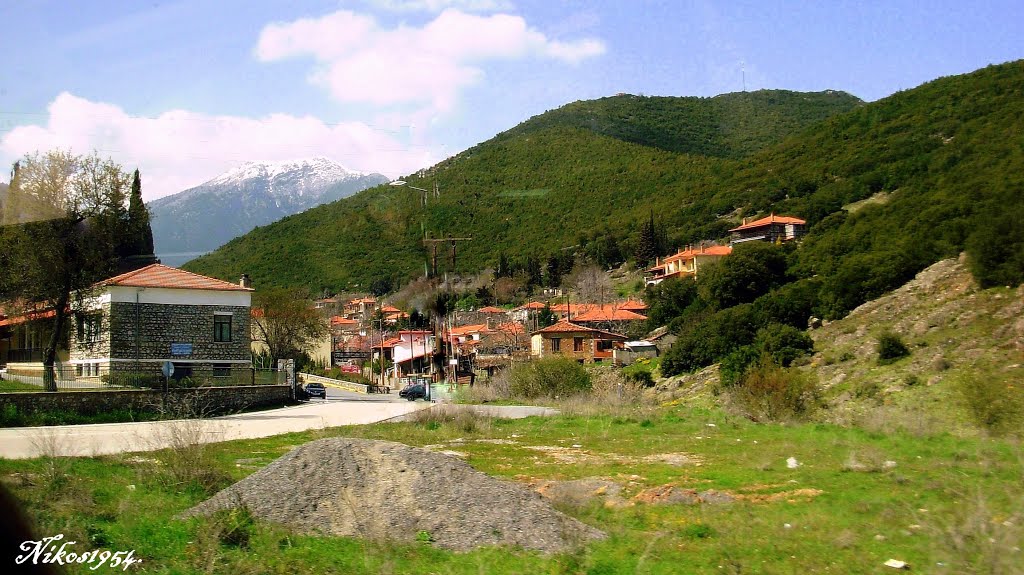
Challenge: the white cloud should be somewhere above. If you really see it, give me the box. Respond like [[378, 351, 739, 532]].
[[0, 93, 438, 200], [256, 8, 605, 113], [366, 0, 514, 13]]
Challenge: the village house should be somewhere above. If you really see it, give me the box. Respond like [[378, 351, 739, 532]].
[[0, 306, 62, 368], [66, 264, 254, 382], [530, 320, 627, 363], [645, 244, 733, 286], [571, 305, 648, 333], [729, 213, 807, 245]]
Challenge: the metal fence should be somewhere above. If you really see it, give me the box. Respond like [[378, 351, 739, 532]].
[[0, 365, 287, 392]]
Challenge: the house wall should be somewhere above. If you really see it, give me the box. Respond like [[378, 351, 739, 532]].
[[69, 299, 251, 374], [537, 333, 595, 362]]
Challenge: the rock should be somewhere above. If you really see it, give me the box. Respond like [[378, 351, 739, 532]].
[[179, 438, 604, 553], [786, 457, 801, 469], [883, 559, 909, 569]]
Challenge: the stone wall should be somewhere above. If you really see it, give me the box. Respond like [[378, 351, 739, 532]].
[[102, 302, 251, 371], [0, 385, 291, 417]]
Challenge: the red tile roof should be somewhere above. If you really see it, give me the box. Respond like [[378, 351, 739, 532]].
[[663, 245, 732, 264], [478, 306, 506, 313], [572, 307, 648, 322], [99, 264, 252, 292], [619, 299, 648, 312], [449, 323, 489, 337], [533, 320, 627, 340], [516, 301, 547, 310], [0, 308, 56, 327], [330, 316, 360, 326], [729, 213, 806, 232]]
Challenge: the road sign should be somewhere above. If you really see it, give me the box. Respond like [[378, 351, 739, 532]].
[[161, 361, 175, 378]]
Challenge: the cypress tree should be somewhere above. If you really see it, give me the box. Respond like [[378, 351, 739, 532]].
[[636, 210, 658, 266], [127, 169, 154, 255]]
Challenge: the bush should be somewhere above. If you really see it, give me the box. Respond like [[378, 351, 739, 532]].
[[508, 357, 592, 398], [662, 304, 757, 376], [958, 376, 1023, 435], [718, 324, 814, 388], [877, 331, 911, 364], [728, 357, 819, 422]]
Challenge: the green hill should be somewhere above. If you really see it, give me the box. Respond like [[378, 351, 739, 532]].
[[493, 89, 863, 157], [186, 61, 1024, 311]]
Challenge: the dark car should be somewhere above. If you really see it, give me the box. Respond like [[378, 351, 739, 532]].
[[303, 382, 327, 399], [399, 383, 427, 401]]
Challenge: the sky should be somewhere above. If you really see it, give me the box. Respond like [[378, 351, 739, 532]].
[[1, 0, 1020, 201]]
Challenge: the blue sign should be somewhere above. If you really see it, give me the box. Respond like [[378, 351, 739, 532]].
[[170, 343, 193, 356]]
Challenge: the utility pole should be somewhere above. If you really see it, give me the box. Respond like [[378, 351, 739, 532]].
[[422, 237, 472, 277]]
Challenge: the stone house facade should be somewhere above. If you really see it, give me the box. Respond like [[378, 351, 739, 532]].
[[530, 320, 627, 363], [69, 264, 253, 382]]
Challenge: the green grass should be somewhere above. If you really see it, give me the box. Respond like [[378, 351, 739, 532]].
[[0, 379, 42, 392], [1, 406, 1020, 574]]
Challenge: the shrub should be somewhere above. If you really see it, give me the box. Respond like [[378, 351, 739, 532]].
[[718, 324, 814, 387], [728, 357, 819, 422], [662, 304, 757, 376], [877, 331, 911, 364], [508, 357, 591, 398], [958, 376, 1023, 435]]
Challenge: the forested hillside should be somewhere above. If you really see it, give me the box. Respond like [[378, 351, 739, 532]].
[[491, 89, 863, 157], [186, 61, 1024, 314]]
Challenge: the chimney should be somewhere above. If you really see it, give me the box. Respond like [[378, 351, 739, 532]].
[[240, 274, 252, 289]]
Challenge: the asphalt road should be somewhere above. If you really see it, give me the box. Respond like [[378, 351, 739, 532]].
[[0, 391, 557, 459]]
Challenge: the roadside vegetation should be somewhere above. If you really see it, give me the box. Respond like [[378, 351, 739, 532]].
[[1, 399, 1021, 574]]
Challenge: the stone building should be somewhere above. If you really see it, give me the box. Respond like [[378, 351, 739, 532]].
[[529, 320, 627, 363], [69, 264, 253, 382]]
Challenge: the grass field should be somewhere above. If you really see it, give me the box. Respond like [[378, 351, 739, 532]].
[[1, 405, 1021, 574]]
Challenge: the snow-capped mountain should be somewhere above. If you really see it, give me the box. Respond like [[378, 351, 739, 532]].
[[150, 158, 388, 266]]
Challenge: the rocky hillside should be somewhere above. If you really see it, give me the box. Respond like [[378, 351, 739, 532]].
[[651, 255, 1024, 436], [807, 255, 1023, 435]]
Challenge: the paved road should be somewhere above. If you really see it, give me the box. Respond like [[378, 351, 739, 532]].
[[0, 399, 429, 459], [0, 397, 558, 460]]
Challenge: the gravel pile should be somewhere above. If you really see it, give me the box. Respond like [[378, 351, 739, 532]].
[[179, 437, 605, 552]]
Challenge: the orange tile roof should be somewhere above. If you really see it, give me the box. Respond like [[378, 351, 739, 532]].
[[496, 322, 526, 335], [99, 264, 252, 292], [534, 320, 628, 340], [516, 301, 547, 310], [572, 307, 648, 322], [663, 245, 732, 264], [330, 316, 359, 326], [0, 308, 56, 327], [729, 213, 806, 232], [450, 323, 489, 337], [620, 299, 648, 311], [550, 303, 598, 314], [478, 306, 506, 313]]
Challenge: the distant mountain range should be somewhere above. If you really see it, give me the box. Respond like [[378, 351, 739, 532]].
[[149, 158, 387, 266]]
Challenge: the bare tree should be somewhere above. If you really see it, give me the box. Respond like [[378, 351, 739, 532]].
[[567, 263, 612, 305], [251, 287, 328, 365]]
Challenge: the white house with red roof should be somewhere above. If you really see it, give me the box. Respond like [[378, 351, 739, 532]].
[[67, 264, 254, 382], [645, 244, 733, 286], [729, 213, 807, 245]]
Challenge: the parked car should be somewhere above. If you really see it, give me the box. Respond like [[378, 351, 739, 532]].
[[399, 382, 427, 401], [304, 381, 327, 399]]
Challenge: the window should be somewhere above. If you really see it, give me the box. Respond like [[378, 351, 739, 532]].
[[573, 337, 585, 352], [596, 340, 613, 352], [214, 314, 232, 342], [212, 363, 231, 377], [550, 338, 561, 352], [76, 314, 101, 344]]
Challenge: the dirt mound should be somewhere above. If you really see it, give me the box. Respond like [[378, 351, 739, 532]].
[[178, 437, 605, 553]]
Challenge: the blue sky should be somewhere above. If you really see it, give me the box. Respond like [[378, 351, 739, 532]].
[[1, 0, 1020, 200]]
